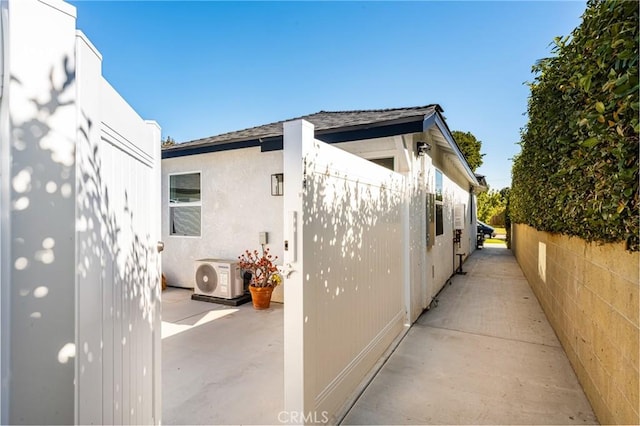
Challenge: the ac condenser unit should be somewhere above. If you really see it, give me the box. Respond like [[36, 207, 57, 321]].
[[194, 259, 243, 299]]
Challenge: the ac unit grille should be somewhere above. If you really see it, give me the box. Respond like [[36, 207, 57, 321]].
[[195, 264, 217, 293], [194, 259, 243, 299]]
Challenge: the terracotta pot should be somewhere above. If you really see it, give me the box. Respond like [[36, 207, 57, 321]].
[[249, 285, 273, 310]]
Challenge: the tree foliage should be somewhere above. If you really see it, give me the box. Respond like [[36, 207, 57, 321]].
[[162, 136, 176, 147], [477, 188, 507, 225], [510, 0, 638, 250], [452, 130, 484, 172]]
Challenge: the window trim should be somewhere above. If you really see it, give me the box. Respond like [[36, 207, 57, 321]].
[[169, 171, 202, 237], [369, 157, 395, 171]]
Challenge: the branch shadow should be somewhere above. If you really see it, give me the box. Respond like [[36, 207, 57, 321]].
[[6, 53, 159, 423], [301, 141, 405, 396]]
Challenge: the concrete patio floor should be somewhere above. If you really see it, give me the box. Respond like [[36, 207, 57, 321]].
[[162, 243, 597, 425], [162, 289, 283, 425]]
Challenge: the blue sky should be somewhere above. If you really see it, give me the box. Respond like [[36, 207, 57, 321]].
[[69, 0, 587, 189]]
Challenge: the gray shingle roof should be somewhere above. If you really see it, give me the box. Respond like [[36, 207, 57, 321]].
[[164, 104, 442, 151]]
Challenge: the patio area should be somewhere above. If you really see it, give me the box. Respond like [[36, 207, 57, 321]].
[[161, 244, 596, 425], [162, 288, 283, 425]]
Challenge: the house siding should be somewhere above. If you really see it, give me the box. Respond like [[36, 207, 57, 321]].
[[161, 147, 286, 302], [427, 140, 475, 302], [161, 132, 478, 310]]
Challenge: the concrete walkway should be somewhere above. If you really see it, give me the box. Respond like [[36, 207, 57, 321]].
[[343, 244, 597, 425]]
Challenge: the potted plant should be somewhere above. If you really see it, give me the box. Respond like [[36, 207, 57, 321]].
[[238, 247, 281, 310]]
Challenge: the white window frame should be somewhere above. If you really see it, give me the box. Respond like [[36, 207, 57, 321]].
[[169, 171, 202, 237]]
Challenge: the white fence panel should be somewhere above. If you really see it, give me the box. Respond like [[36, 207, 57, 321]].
[[76, 74, 161, 424], [284, 120, 407, 423], [1, 1, 161, 423], [1, 1, 79, 423]]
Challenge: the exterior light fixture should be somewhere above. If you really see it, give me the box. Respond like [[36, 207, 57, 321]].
[[417, 141, 431, 156], [271, 173, 284, 196]]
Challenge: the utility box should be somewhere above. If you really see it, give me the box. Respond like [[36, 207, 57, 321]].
[[454, 203, 466, 230], [259, 231, 269, 245], [426, 193, 435, 248]]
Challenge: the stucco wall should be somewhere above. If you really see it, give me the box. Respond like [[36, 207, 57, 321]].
[[161, 148, 285, 302], [512, 224, 639, 425], [407, 156, 428, 322], [162, 133, 478, 309], [337, 132, 477, 319], [427, 148, 475, 300]]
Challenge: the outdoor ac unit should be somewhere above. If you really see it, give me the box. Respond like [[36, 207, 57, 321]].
[[194, 259, 243, 299]]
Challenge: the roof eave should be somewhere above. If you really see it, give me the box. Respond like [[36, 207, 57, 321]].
[[162, 114, 430, 158], [162, 139, 262, 159], [423, 112, 480, 188]]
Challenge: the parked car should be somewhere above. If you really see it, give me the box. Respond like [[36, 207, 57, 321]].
[[477, 221, 496, 238]]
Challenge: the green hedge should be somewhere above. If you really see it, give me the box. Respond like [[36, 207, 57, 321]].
[[511, 0, 639, 251]]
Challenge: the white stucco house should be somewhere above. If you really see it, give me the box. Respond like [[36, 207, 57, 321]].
[[161, 105, 485, 311], [162, 105, 488, 421]]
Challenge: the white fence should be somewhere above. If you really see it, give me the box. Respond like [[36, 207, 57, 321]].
[[1, 1, 161, 423], [283, 120, 407, 422]]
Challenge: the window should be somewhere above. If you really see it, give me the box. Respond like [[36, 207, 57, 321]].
[[435, 170, 443, 202], [469, 193, 474, 224], [370, 157, 395, 171], [435, 170, 444, 236], [436, 205, 444, 236], [169, 172, 201, 236]]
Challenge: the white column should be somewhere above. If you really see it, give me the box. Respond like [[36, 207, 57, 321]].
[[283, 119, 315, 422], [402, 174, 411, 324]]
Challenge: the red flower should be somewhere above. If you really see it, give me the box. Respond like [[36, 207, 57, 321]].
[[238, 247, 281, 288]]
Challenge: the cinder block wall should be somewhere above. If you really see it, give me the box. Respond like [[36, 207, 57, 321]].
[[512, 224, 639, 425]]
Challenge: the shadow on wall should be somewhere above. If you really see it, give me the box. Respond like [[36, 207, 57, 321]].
[[8, 54, 159, 422], [301, 143, 405, 397], [8, 56, 78, 422], [75, 70, 160, 421], [76, 108, 160, 328]]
